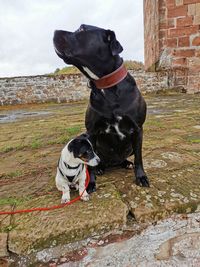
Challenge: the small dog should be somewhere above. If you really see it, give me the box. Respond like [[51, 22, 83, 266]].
[[55, 134, 100, 203]]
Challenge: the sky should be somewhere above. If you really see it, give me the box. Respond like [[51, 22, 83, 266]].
[[0, 0, 144, 77]]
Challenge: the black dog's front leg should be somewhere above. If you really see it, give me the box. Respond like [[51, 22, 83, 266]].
[[134, 127, 150, 187], [86, 166, 97, 194], [86, 134, 97, 194]]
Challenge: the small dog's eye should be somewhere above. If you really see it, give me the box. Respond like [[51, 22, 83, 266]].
[[79, 151, 87, 158]]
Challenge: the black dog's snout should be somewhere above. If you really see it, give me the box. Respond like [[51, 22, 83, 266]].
[[53, 30, 66, 44], [96, 157, 100, 164]]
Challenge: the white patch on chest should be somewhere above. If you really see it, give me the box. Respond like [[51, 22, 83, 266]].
[[105, 122, 125, 140], [117, 116, 122, 121], [114, 123, 125, 140], [83, 67, 99, 80], [101, 89, 105, 95], [105, 124, 111, 133]]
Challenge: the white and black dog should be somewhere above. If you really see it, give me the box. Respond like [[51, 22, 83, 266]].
[[56, 134, 100, 203]]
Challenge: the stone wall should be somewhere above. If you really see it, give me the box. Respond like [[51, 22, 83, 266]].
[[144, 0, 200, 93], [0, 74, 88, 105], [0, 70, 175, 106]]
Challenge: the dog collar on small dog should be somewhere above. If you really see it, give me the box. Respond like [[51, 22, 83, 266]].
[[93, 64, 128, 89], [64, 162, 80, 170]]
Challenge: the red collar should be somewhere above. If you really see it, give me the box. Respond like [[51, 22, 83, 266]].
[[93, 64, 128, 89]]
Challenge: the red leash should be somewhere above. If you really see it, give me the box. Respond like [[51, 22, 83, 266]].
[[0, 167, 90, 215]]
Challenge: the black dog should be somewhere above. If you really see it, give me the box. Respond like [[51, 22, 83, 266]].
[[53, 24, 149, 192]]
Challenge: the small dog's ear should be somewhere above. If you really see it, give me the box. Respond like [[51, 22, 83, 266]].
[[68, 140, 74, 153], [68, 139, 80, 158], [106, 30, 123, 56], [79, 133, 89, 139]]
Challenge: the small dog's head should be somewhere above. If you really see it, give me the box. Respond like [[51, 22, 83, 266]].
[[53, 24, 123, 78], [68, 134, 100, 166]]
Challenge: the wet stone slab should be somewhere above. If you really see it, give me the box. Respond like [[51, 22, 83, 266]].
[[0, 110, 51, 123], [8, 184, 127, 255], [0, 93, 199, 263], [62, 212, 200, 267], [0, 206, 12, 257], [99, 165, 200, 223]]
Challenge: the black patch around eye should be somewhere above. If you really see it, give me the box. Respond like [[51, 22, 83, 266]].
[[80, 151, 89, 158]]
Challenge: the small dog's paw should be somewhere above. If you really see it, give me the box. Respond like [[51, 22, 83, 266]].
[[136, 176, 150, 187], [69, 184, 78, 191], [75, 184, 79, 191], [61, 197, 70, 204], [81, 194, 90, 201]]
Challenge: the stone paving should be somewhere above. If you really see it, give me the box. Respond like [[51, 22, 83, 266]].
[[0, 93, 199, 266], [58, 213, 200, 267]]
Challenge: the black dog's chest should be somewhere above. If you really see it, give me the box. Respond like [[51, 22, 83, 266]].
[[99, 116, 133, 138], [104, 121, 125, 139], [95, 116, 134, 164]]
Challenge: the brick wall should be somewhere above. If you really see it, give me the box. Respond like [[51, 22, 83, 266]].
[[0, 71, 174, 106], [144, 0, 200, 93]]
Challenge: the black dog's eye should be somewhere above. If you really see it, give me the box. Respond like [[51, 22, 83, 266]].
[[76, 25, 84, 32]]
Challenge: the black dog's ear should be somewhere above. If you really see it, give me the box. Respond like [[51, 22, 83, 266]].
[[106, 30, 123, 56]]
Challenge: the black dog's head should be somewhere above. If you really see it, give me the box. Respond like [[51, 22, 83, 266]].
[[53, 24, 123, 78], [68, 133, 100, 166]]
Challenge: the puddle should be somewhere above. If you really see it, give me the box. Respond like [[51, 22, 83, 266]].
[[147, 108, 172, 115], [0, 110, 51, 123]]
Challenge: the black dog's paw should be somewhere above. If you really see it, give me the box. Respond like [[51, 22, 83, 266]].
[[96, 168, 105, 175], [136, 175, 150, 187], [87, 182, 96, 194], [95, 164, 105, 175], [121, 160, 134, 169]]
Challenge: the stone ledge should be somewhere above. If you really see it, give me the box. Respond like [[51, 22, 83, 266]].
[[8, 185, 128, 255]]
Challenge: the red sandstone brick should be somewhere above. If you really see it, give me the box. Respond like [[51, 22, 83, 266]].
[[167, 38, 178, 47], [159, 0, 167, 10], [166, 0, 175, 8], [160, 30, 167, 39], [168, 5, 188, 18], [192, 36, 200, 46], [195, 49, 200, 56], [177, 16, 193, 27], [159, 39, 167, 50], [160, 9, 167, 21], [172, 58, 187, 66], [178, 36, 190, 47], [168, 18, 176, 28], [184, 0, 200, 4], [194, 15, 200, 25], [160, 22, 168, 30], [196, 3, 200, 13], [176, 0, 183, 6], [160, 0, 167, 5], [169, 26, 199, 37], [188, 4, 196, 15], [188, 57, 200, 74], [173, 49, 195, 57]]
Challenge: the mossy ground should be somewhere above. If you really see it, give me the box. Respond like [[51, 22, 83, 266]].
[[0, 93, 199, 256]]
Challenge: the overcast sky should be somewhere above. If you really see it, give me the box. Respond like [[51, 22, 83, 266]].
[[0, 0, 144, 77]]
